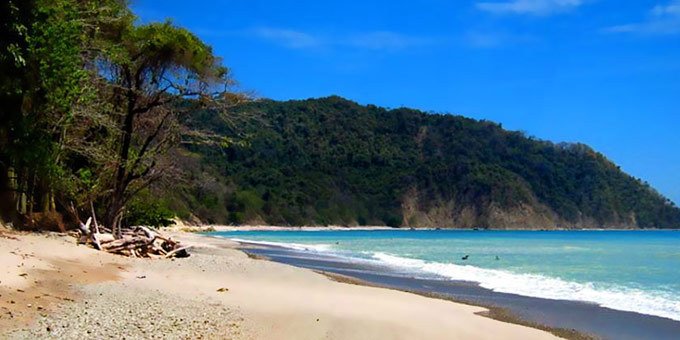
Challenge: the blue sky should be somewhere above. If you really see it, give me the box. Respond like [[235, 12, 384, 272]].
[[132, 0, 680, 204]]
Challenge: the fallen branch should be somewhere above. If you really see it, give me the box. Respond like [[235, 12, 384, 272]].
[[164, 245, 191, 258], [76, 220, 189, 259]]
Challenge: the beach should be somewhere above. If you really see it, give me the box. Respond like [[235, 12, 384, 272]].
[[1, 230, 555, 339], [238, 237, 680, 340]]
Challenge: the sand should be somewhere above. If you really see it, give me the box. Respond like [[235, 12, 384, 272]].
[[0, 231, 557, 339]]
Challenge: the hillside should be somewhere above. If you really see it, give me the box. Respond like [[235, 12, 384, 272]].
[[169, 96, 680, 229]]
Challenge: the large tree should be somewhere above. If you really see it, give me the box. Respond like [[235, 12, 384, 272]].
[[93, 21, 236, 235], [1, 0, 241, 233]]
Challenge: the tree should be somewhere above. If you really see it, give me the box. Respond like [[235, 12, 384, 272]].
[[0, 0, 32, 224], [1, 0, 244, 235], [92, 21, 237, 235], [0, 0, 119, 227]]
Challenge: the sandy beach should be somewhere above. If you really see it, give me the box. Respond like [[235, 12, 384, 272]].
[[0, 230, 556, 339]]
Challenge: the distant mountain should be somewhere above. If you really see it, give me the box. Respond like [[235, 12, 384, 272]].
[[171, 96, 680, 229]]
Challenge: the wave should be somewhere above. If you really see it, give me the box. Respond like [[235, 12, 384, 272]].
[[229, 238, 335, 252], [226, 237, 680, 321], [372, 252, 680, 322]]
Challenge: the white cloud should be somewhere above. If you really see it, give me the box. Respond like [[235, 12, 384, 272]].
[[476, 0, 584, 16], [604, 1, 680, 35], [247, 27, 437, 51], [250, 28, 321, 49], [652, 1, 680, 16], [344, 31, 437, 50]]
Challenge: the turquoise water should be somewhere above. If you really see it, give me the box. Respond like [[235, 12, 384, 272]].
[[212, 230, 680, 321]]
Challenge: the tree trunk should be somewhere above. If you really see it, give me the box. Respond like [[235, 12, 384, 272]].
[[104, 72, 138, 238], [104, 198, 124, 238], [0, 161, 17, 225]]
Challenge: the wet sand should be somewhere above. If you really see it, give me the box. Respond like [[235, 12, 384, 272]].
[[240, 242, 680, 340]]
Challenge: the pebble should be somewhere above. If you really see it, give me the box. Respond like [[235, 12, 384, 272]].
[[7, 252, 244, 339]]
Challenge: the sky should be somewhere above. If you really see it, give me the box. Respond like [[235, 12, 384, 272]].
[[132, 0, 680, 204]]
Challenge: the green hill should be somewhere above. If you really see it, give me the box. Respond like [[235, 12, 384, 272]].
[[171, 96, 680, 229]]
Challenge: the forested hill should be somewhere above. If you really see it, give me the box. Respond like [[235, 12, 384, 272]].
[[174, 96, 680, 229]]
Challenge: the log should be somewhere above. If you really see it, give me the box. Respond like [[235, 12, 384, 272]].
[[92, 232, 115, 250], [91, 232, 102, 251], [102, 236, 154, 252], [76, 221, 189, 258], [94, 233, 115, 243], [90, 202, 100, 234], [164, 246, 191, 258], [136, 226, 158, 239]]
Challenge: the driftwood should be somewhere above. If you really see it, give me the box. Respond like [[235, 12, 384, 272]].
[[76, 219, 189, 259], [77, 217, 93, 245]]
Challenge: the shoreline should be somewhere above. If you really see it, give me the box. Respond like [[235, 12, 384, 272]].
[[1, 230, 557, 339], [169, 225, 398, 232], [167, 225, 680, 233], [317, 271, 595, 340], [230, 237, 680, 340]]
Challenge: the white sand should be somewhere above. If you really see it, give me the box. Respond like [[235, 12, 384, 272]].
[[1, 231, 557, 339]]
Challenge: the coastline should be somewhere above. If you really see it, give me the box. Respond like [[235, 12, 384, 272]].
[[318, 271, 594, 340], [167, 225, 680, 233], [1, 230, 556, 339], [231, 237, 680, 340], [165, 225, 399, 233]]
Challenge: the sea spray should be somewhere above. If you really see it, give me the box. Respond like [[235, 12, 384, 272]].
[[218, 230, 680, 321], [372, 252, 680, 321]]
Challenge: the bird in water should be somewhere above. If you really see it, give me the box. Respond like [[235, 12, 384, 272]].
[[495, 256, 500, 261], [461, 255, 469, 260]]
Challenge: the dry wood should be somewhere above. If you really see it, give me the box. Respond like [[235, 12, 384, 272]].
[[76, 219, 189, 258], [90, 202, 100, 234], [164, 245, 191, 258], [78, 217, 92, 235], [91, 232, 102, 251], [137, 226, 157, 239]]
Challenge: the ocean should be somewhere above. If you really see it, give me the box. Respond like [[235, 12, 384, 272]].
[[211, 229, 680, 322]]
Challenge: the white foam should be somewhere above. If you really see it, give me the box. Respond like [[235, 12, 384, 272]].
[[225, 237, 680, 321], [230, 238, 334, 252], [372, 252, 680, 321]]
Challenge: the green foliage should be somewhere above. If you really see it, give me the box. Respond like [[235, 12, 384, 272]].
[[125, 190, 175, 228], [228, 190, 264, 224], [1, 0, 234, 231], [1, 0, 678, 232], [30, 0, 88, 117], [93, 15, 236, 230], [178, 96, 680, 228], [121, 21, 227, 79], [1, 0, 100, 221]]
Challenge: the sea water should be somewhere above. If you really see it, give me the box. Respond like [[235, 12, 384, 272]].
[[211, 230, 680, 321]]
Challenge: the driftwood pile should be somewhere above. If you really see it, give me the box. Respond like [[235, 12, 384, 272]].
[[77, 217, 190, 258]]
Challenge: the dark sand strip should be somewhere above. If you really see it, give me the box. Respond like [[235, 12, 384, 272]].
[[240, 244, 680, 340]]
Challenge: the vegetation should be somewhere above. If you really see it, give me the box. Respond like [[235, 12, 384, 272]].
[[1, 1, 677, 231], [0, 0, 239, 231], [174, 97, 680, 229]]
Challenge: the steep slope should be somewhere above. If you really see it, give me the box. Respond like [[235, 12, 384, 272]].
[[174, 96, 680, 229]]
